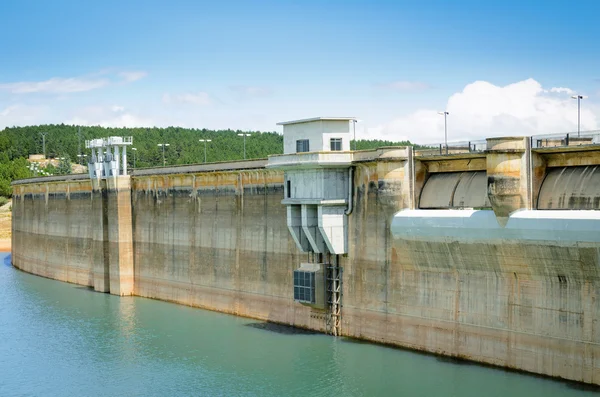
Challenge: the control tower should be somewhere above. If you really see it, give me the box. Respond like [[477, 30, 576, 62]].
[[85, 136, 133, 179], [267, 117, 356, 335], [84, 136, 135, 295]]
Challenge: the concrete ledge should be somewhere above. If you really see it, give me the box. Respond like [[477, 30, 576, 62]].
[[533, 144, 600, 154], [415, 152, 486, 161], [351, 146, 409, 162], [12, 173, 89, 186], [281, 198, 347, 206], [131, 159, 268, 176]]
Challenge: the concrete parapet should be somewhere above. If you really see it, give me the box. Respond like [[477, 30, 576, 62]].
[[132, 159, 268, 176]]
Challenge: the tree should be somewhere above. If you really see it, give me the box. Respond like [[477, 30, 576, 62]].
[[56, 156, 72, 175], [0, 124, 415, 197]]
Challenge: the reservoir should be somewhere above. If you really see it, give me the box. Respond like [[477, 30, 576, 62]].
[[0, 252, 596, 397]]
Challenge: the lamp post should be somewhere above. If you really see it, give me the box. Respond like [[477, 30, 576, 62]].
[[571, 95, 588, 137], [157, 143, 170, 166], [351, 119, 362, 151], [77, 126, 82, 164], [237, 133, 251, 159], [199, 139, 212, 163], [131, 148, 137, 168], [438, 111, 449, 154], [40, 132, 48, 158]]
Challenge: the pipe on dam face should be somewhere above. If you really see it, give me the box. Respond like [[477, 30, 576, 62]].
[[419, 171, 491, 209]]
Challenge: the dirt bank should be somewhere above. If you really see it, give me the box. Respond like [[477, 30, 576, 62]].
[[0, 210, 11, 252]]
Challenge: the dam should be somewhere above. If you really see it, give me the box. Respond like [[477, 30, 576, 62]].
[[11, 117, 600, 386]]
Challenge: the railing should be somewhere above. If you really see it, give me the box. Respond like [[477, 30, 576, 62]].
[[412, 129, 600, 156], [414, 139, 487, 156], [530, 130, 600, 149], [85, 136, 133, 148]]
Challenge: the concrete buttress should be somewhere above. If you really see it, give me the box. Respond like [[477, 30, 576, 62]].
[[485, 137, 530, 226], [106, 176, 135, 296]]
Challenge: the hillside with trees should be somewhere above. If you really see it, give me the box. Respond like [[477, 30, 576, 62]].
[[0, 124, 416, 198]]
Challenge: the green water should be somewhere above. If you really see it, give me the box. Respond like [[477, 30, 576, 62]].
[[0, 253, 597, 397]]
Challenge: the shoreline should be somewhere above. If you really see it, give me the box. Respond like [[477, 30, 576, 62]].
[[0, 239, 11, 252]]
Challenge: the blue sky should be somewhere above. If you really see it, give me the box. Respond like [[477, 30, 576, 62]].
[[1, 0, 600, 143]]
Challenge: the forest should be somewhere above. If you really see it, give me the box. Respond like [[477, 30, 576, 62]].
[[0, 124, 416, 198]]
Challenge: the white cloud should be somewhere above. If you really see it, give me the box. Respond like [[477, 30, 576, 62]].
[[163, 91, 212, 106], [368, 78, 598, 144], [118, 71, 148, 83], [0, 77, 110, 94], [65, 113, 153, 128], [0, 104, 50, 128], [229, 85, 272, 98], [98, 114, 154, 128], [60, 104, 153, 128], [549, 87, 575, 95], [0, 70, 148, 94], [378, 81, 430, 92], [3, 76, 597, 147], [0, 105, 18, 117]]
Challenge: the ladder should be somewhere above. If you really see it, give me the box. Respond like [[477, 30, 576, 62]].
[[326, 254, 343, 336]]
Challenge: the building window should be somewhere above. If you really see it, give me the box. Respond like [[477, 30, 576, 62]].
[[286, 180, 291, 198], [293, 270, 315, 303], [296, 139, 310, 153], [330, 138, 342, 151]]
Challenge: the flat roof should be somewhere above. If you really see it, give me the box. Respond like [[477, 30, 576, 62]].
[[277, 117, 357, 126]]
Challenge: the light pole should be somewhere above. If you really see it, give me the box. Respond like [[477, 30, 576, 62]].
[[199, 139, 212, 163], [77, 126, 82, 164], [237, 133, 251, 159], [351, 119, 362, 151], [40, 132, 48, 158], [157, 143, 170, 166], [438, 111, 449, 154], [571, 95, 587, 137], [131, 148, 137, 168]]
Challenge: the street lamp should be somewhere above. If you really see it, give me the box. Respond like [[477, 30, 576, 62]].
[[351, 119, 362, 151], [438, 111, 449, 154], [131, 148, 137, 168], [40, 132, 48, 158], [571, 95, 588, 137], [237, 133, 251, 159], [157, 143, 170, 166], [199, 139, 212, 163]]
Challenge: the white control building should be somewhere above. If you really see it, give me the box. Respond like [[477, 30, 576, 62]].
[[267, 117, 356, 255]]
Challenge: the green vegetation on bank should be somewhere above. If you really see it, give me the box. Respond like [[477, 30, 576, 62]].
[[0, 124, 416, 197]]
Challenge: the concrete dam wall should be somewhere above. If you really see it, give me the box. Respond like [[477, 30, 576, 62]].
[[11, 137, 600, 385]]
